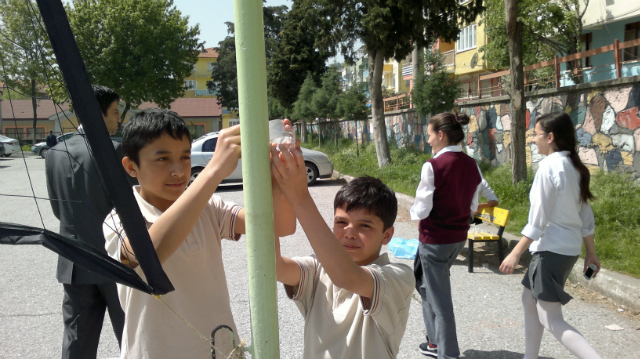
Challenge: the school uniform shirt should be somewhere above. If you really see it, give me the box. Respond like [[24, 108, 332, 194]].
[[285, 253, 415, 359], [410, 145, 482, 221], [479, 178, 499, 202], [522, 151, 595, 256], [103, 186, 242, 359]]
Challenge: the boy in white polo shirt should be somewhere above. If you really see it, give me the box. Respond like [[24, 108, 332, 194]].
[[270, 145, 415, 359], [103, 109, 296, 359]]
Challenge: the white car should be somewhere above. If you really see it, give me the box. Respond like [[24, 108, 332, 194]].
[[190, 132, 334, 185], [0, 135, 20, 157]]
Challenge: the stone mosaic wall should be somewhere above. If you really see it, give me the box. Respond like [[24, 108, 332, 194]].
[[458, 83, 640, 181], [304, 82, 640, 180]]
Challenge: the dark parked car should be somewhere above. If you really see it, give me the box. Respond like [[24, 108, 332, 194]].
[[0, 142, 6, 157]]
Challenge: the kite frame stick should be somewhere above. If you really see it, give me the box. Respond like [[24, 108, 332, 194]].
[[35, 0, 173, 295]]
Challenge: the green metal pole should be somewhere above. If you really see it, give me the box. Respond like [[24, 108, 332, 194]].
[[232, 0, 280, 358]]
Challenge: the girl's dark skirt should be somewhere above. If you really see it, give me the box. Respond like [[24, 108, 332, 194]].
[[521, 251, 579, 305]]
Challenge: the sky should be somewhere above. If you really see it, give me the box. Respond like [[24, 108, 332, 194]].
[[171, 0, 346, 63], [172, 0, 292, 50]]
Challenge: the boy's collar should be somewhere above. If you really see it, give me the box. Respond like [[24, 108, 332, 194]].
[[132, 185, 164, 224]]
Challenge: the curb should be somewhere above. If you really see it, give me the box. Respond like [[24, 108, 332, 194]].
[[331, 170, 640, 312]]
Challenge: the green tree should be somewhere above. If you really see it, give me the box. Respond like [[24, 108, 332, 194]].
[[60, 0, 200, 120], [268, 96, 287, 120], [208, 23, 238, 110], [208, 4, 289, 111], [267, 1, 330, 109], [0, 0, 55, 145], [481, 0, 589, 76], [292, 75, 317, 144], [309, 0, 484, 167], [337, 83, 368, 123], [311, 68, 342, 146], [412, 48, 460, 117], [337, 80, 368, 156]]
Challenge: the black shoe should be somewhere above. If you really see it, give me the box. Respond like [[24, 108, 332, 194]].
[[419, 342, 437, 357]]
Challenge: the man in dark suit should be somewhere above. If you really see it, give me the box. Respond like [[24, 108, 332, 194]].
[[46, 131, 58, 148], [46, 85, 125, 359]]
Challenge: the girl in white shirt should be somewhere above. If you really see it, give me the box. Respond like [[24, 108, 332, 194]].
[[499, 112, 601, 359]]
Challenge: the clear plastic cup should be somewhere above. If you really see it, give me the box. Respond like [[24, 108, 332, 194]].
[[269, 120, 296, 151]]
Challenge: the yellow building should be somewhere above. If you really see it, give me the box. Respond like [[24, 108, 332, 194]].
[[183, 47, 219, 98], [382, 57, 412, 95], [437, 12, 499, 99]]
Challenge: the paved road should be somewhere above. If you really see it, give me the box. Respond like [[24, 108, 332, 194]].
[[1, 154, 639, 358]]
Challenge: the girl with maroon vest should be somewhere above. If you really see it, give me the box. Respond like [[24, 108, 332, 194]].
[[500, 112, 601, 359], [410, 112, 482, 359]]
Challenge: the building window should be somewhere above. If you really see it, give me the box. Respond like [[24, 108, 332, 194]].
[[192, 64, 197, 73], [208, 62, 215, 71], [229, 118, 240, 127], [5, 128, 24, 139], [623, 21, 640, 62], [27, 127, 46, 140], [581, 33, 592, 67], [406, 80, 411, 87], [456, 24, 476, 52], [184, 80, 197, 90]]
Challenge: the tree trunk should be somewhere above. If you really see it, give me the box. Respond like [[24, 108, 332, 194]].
[[504, 0, 527, 184], [118, 102, 131, 134], [411, 42, 419, 107], [31, 78, 37, 146], [334, 119, 338, 147], [318, 121, 321, 148], [369, 49, 391, 168], [300, 119, 307, 143]]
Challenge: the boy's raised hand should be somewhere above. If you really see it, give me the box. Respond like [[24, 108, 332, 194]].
[[270, 142, 309, 203], [205, 125, 241, 182]]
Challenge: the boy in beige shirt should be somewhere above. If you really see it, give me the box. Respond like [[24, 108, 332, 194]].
[[270, 146, 415, 359], [103, 109, 296, 358]]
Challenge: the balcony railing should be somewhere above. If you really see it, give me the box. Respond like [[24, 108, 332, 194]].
[[192, 71, 213, 77], [195, 89, 217, 96], [442, 50, 455, 66], [455, 37, 640, 102], [383, 93, 412, 112]]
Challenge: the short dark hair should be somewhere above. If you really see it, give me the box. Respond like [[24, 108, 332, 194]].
[[91, 85, 120, 115], [334, 176, 397, 230], [122, 108, 192, 165]]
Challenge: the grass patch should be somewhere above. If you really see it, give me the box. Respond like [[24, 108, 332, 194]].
[[305, 138, 640, 278], [21, 145, 31, 151], [303, 138, 431, 195]]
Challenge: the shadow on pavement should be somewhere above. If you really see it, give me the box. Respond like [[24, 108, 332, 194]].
[[462, 349, 553, 359]]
